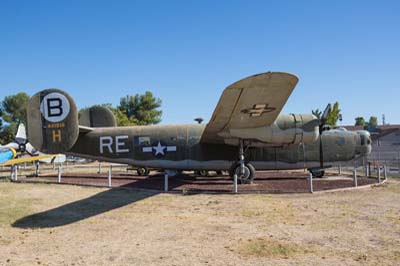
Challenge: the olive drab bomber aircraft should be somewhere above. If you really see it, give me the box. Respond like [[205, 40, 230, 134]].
[[26, 72, 372, 183]]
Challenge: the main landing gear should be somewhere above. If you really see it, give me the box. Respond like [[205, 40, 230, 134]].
[[309, 169, 325, 178], [137, 167, 150, 176], [229, 139, 255, 184]]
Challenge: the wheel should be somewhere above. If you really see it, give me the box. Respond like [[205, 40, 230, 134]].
[[311, 170, 325, 178], [199, 170, 209, 177], [229, 163, 256, 184], [137, 167, 149, 176]]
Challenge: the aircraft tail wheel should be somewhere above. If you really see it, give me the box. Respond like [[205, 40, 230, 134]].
[[137, 167, 149, 176], [230, 163, 255, 184]]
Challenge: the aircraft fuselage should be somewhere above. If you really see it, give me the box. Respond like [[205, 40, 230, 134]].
[[68, 124, 371, 171]]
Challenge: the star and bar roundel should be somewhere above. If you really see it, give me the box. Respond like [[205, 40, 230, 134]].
[[142, 141, 177, 157], [241, 103, 276, 117]]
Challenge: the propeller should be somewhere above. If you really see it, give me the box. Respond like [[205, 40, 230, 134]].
[[2, 123, 37, 156], [318, 104, 332, 168]]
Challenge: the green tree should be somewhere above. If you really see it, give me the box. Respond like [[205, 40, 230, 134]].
[[325, 102, 341, 126], [118, 91, 162, 125], [0, 92, 29, 144], [312, 108, 322, 119], [109, 106, 138, 126], [1, 93, 29, 123], [355, 117, 366, 126], [368, 116, 378, 127]]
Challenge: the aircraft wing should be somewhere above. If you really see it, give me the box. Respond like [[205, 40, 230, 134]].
[[0, 155, 57, 167], [201, 72, 299, 143]]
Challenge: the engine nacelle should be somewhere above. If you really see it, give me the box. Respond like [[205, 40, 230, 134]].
[[227, 114, 319, 147], [0, 148, 16, 164]]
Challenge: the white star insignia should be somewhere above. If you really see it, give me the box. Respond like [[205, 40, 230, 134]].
[[152, 141, 166, 156]]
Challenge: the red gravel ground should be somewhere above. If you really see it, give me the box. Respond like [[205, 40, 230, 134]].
[[18, 170, 378, 193]]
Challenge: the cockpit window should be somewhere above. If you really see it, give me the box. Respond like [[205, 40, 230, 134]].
[[134, 136, 151, 145], [360, 135, 366, 145]]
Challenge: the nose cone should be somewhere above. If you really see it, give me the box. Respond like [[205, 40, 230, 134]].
[[356, 130, 372, 156]]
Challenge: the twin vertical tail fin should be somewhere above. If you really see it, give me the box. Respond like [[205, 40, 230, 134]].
[[27, 89, 79, 154]]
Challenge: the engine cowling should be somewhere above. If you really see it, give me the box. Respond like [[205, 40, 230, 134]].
[[227, 114, 319, 147], [0, 148, 17, 164]]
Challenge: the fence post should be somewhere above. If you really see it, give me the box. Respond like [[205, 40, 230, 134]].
[[35, 162, 40, 176], [353, 169, 358, 187], [398, 152, 400, 174], [378, 167, 381, 183], [368, 162, 371, 178], [58, 165, 62, 183], [108, 168, 112, 188], [10, 165, 17, 181], [338, 165, 341, 175], [164, 172, 169, 192], [309, 173, 313, 193], [384, 165, 387, 180], [98, 163, 102, 174], [233, 174, 238, 193]]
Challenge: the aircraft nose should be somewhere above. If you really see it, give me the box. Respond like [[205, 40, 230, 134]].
[[356, 130, 372, 156]]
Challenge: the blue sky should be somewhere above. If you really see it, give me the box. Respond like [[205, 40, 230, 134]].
[[0, 0, 399, 126]]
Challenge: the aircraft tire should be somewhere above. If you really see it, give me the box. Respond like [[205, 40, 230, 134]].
[[311, 170, 325, 178], [137, 167, 150, 176], [199, 170, 209, 177], [229, 163, 256, 184]]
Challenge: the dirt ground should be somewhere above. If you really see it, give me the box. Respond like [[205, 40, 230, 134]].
[[0, 180, 399, 266], [5, 163, 378, 193]]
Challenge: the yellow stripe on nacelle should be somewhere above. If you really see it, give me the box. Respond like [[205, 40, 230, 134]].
[[10, 148, 17, 159]]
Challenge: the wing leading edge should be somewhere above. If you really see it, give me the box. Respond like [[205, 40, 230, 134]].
[[201, 72, 299, 144], [0, 155, 57, 167]]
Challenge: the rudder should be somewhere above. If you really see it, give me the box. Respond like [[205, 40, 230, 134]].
[[27, 89, 79, 154]]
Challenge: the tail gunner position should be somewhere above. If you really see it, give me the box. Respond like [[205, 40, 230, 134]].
[[26, 72, 372, 183]]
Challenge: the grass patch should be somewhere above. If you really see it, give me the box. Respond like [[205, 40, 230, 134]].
[[237, 238, 310, 258], [0, 198, 34, 226], [0, 183, 43, 226]]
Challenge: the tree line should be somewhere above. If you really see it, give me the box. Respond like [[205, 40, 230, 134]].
[[312, 102, 380, 128], [0, 91, 162, 144]]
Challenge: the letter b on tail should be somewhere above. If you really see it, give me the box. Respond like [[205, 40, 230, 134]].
[[27, 89, 79, 154]]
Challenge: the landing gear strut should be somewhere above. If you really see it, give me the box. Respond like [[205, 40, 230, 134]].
[[229, 139, 255, 184]]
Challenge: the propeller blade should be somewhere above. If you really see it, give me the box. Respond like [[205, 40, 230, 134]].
[[25, 142, 37, 156], [15, 123, 27, 144], [302, 119, 320, 131], [320, 104, 332, 126]]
